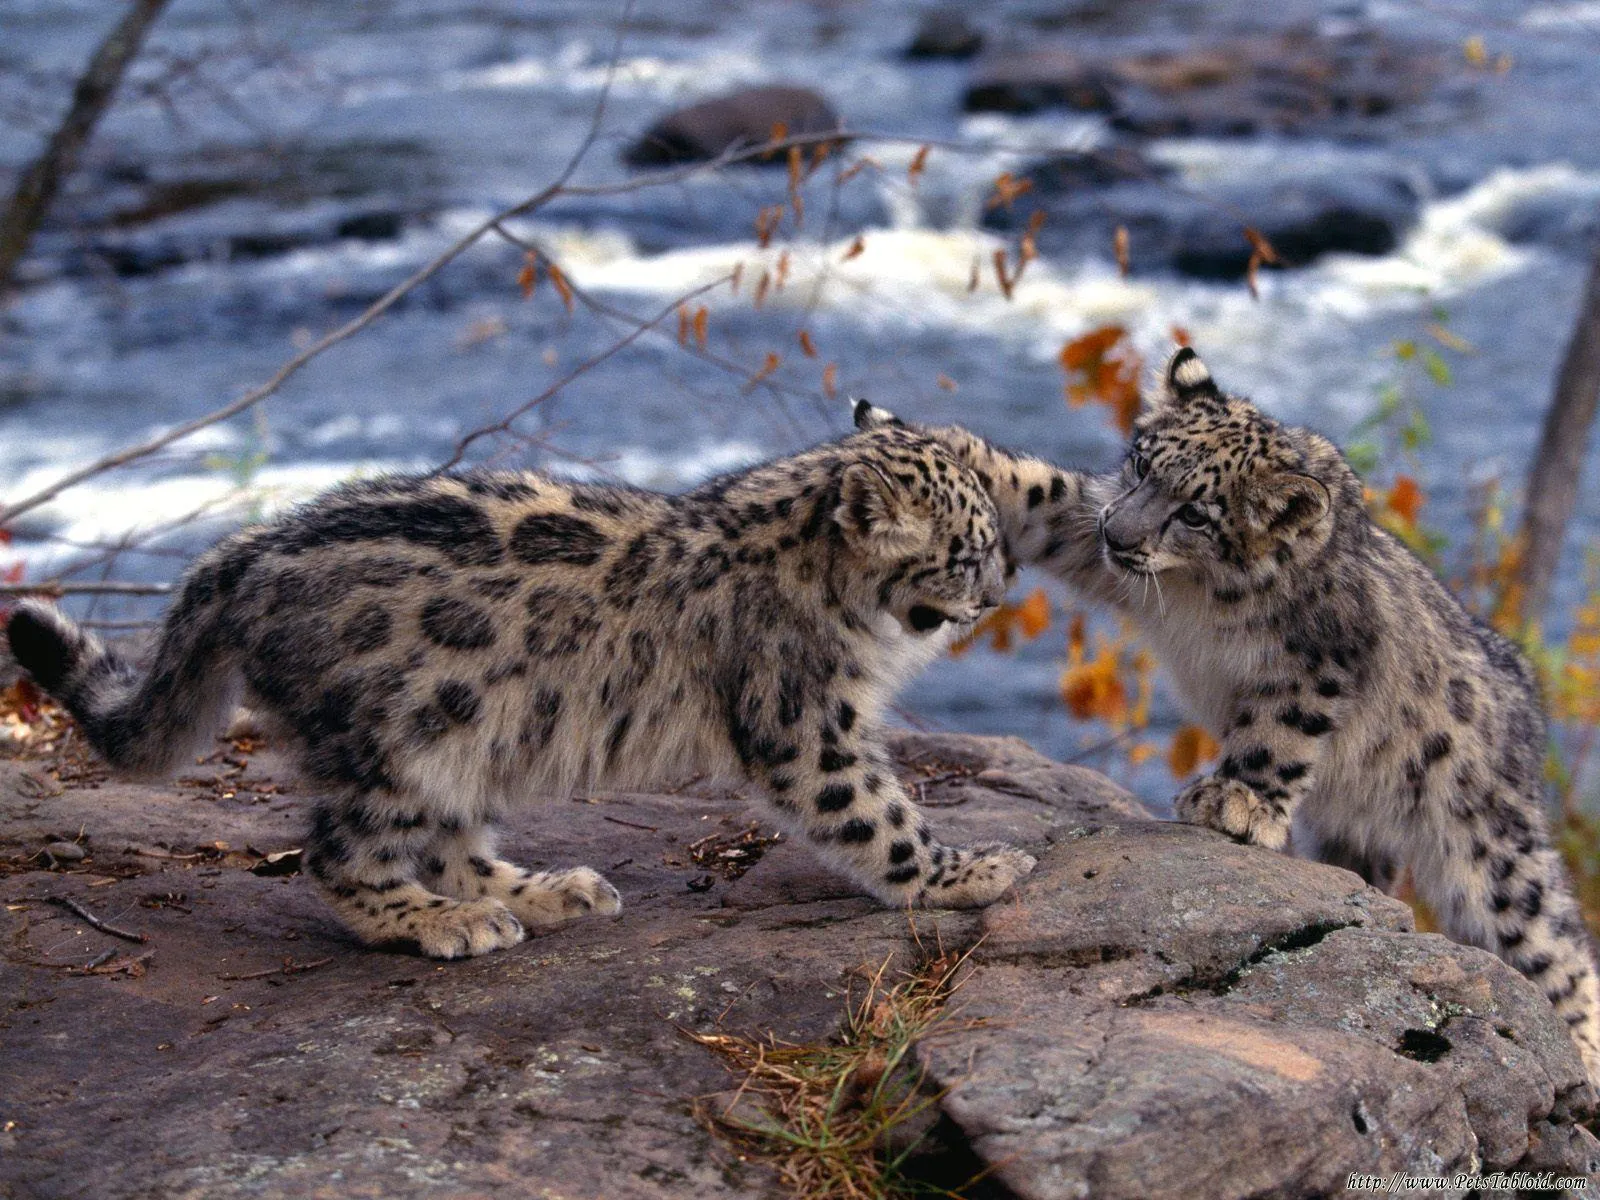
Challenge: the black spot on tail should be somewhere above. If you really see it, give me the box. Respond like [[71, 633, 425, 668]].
[[6, 606, 78, 692]]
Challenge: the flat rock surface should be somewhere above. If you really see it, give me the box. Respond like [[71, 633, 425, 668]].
[[1, 730, 1595, 1199]]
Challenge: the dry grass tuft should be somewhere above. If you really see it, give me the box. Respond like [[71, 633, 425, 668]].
[[690, 935, 989, 1200]]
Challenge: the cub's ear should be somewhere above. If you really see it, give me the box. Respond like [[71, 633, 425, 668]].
[[1247, 472, 1331, 538], [836, 461, 926, 556], [1158, 346, 1223, 409], [852, 398, 904, 430]]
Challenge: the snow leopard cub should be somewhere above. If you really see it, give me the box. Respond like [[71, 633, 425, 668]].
[[6, 422, 1035, 959], [858, 348, 1600, 1084]]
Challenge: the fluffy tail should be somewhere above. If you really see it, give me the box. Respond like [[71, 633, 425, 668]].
[[5, 549, 250, 774]]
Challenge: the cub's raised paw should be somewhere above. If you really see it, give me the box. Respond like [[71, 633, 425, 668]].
[[922, 844, 1037, 908], [1174, 776, 1289, 850], [502, 866, 622, 927], [411, 897, 525, 959]]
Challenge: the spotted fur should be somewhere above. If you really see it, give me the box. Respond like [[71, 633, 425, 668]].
[[858, 350, 1600, 1084], [5, 426, 1035, 959]]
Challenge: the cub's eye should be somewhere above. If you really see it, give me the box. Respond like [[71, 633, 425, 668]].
[[1131, 452, 1150, 480], [1177, 503, 1209, 529]]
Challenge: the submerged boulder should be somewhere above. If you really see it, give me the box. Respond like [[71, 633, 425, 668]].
[[905, 8, 986, 60], [987, 154, 1424, 278], [965, 29, 1452, 138], [622, 85, 845, 168]]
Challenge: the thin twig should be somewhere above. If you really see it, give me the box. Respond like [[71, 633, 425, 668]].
[[433, 274, 733, 472], [217, 955, 332, 981], [50, 895, 148, 943], [0, 580, 172, 597], [602, 815, 660, 833]]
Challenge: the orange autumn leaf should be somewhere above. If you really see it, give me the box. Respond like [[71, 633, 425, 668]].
[[692, 306, 709, 350], [1113, 225, 1130, 277], [1388, 476, 1423, 526], [1168, 724, 1221, 778], [747, 351, 781, 388], [993, 249, 1015, 300], [1067, 612, 1086, 659], [754, 269, 771, 308], [547, 261, 574, 313], [1170, 325, 1192, 347], [949, 588, 1051, 658], [935, 373, 957, 392], [1128, 742, 1160, 767], [985, 172, 1034, 211], [774, 250, 791, 290], [821, 361, 839, 399], [1061, 647, 1128, 723], [841, 235, 866, 263], [1016, 588, 1050, 638], [755, 205, 784, 248], [516, 250, 539, 299], [908, 144, 930, 185], [798, 329, 818, 358], [677, 303, 691, 347], [1059, 325, 1142, 434]]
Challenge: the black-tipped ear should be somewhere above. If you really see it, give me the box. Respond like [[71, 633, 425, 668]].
[[851, 398, 904, 431], [836, 462, 926, 555], [1164, 347, 1222, 406]]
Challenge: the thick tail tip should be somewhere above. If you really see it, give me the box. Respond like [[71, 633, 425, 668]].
[[5, 601, 83, 693]]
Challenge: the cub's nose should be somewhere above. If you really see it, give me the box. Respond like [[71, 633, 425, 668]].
[[1102, 527, 1140, 555], [979, 589, 1005, 611]]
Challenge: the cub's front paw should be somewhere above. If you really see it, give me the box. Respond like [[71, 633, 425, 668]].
[[413, 898, 525, 959], [1174, 776, 1288, 850], [499, 865, 622, 927], [922, 844, 1037, 908]]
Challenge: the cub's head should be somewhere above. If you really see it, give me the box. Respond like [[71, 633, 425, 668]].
[[835, 429, 1006, 637], [1101, 347, 1333, 583]]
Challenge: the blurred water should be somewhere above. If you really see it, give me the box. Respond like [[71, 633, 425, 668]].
[[2, 0, 1599, 803]]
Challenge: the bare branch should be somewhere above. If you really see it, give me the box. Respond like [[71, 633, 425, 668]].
[[433, 273, 734, 473], [0, 581, 172, 597], [1519, 246, 1600, 623], [0, 0, 172, 295]]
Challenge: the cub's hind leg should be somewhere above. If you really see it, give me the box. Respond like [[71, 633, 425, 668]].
[[305, 792, 524, 959], [423, 821, 622, 929], [1414, 822, 1600, 1084]]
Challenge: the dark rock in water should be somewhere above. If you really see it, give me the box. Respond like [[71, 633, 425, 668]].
[[1171, 174, 1421, 279], [988, 155, 1422, 279], [2, 731, 1595, 1196], [1485, 181, 1600, 253], [964, 47, 1118, 115], [74, 208, 412, 278], [1010, 145, 1169, 194], [623, 85, 845, 168], [335, 211, 406, 242], [965, 30, 1450, 138], [905, 8, 985, 60]]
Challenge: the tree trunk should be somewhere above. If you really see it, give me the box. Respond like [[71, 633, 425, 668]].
[[1519, 246, 1600, 625], [0, 0, 170, 297]]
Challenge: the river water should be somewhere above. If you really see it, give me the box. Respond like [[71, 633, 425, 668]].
[[3, 0, 1599, 804]]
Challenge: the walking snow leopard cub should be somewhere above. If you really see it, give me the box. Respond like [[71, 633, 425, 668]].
[[857, 347, 1600, 1083], [5, 423, 1035, 959]]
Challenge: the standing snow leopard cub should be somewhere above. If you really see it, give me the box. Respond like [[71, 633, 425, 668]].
[[5, 423, 1035, 959], [858, 347, 1600, 1083]]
